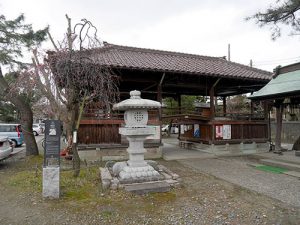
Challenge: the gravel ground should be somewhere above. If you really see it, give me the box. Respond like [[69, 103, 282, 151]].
[[178, 156, 300, 208], [0, 153, 299, 225]]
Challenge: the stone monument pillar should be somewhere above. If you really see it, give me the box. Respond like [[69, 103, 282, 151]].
[[42, 120, 61, 198]]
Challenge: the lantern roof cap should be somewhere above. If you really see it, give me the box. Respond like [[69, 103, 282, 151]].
[[113, 90, 161, 111]]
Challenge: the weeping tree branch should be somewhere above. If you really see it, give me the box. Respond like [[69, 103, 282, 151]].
[[46, 15, 119, 177]]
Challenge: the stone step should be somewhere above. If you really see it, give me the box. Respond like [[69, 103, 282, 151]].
[[123, 181, 170, 194], [260, 159, 300, 172]]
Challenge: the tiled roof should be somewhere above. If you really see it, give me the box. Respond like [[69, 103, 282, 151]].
[[87, 43, 272, 81]]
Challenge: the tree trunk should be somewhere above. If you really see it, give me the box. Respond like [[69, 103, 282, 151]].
[[15, 96, 38, 155], [72, 142, 80, 177], [0, 68, 38, 155], [72, 93, 87, 177], [67, 102, 81, 177], [274, 102, 283, 151]]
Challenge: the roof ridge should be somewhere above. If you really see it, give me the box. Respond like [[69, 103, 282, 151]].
[[222, 59, 273, 76], [103, 42, 224, 61], [102, 42, 272, 76]]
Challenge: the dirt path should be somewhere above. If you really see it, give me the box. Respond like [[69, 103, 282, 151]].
[[0, 154, 299, 225]]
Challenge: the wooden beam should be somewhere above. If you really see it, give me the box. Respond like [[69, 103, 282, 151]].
[[159, 73, 165, 85], [210, 86, 215, 119], [212, 78, 221, 88], [178, 94, 182, 114], [121, 77, 159, 83], [163, 83, 207, 90], [142, 82, 158, 91]]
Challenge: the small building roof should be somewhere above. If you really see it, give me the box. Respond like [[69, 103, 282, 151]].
[[249, 69, 300, 100]]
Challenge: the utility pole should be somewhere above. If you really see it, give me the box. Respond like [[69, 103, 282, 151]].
[[250, 59, 253, 67], [228, 44, 231, 61]]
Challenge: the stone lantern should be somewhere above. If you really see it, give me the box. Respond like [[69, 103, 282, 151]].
[[112, 90, 162, 182]]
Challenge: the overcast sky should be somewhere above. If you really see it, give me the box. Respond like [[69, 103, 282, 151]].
[[1, 0, 300, 72]]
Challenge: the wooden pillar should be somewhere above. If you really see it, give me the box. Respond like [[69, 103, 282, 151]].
[[178, 94, 181, 138], [209, 78, 220, 119], [157, 85, 162, 103], [157, 73, 165, 103], [263, 100, 268, 121], [156, 73, 165, 144], [210, 86, 215, 119], [210, 87, 215, 144], [157, 84, 162, 116], [178, 94, 181, 114], [223, 96, 227, 117], [214, 97, 218, 116], [157, 83, 163, 144], [274, 99, 284, 152], [250, 100, 254, 118]]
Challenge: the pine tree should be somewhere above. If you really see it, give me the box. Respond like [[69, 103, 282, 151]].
[[0, 14, 48, 155], [246, 0, 300, 39]]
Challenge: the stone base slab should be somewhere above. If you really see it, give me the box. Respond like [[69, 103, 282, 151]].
[[100, 162, 180, 193], [43, 166, 60, 198], [124, 181, 171, 194]]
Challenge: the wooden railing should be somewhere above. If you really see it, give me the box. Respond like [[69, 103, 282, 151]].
[[162, 107, 265, 121], [215, 112, 265, 120], [162, 107, 197, 116], [82, 109, 123, 120]]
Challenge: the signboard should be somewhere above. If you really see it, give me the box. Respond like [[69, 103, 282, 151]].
[[44, 120, 61, 166], [194, 124, 200, 138], [215, 125, 232, 139], [216, 125, 223, 138], [223, 125, 231, 140]]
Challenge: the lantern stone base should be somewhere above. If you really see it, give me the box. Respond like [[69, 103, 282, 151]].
[[100, 161, 181, 193], [116, 163, 164, 184]]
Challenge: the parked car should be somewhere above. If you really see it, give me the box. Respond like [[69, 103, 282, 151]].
[[161, 124, 179, 134], [0, 136, 13, 160], [32, 124, 42, 136], [0, 124, 24, 147]]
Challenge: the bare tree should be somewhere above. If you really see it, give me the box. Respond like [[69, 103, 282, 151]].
[[31, 48, 68, 122], [45, 15, 119, 177]]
